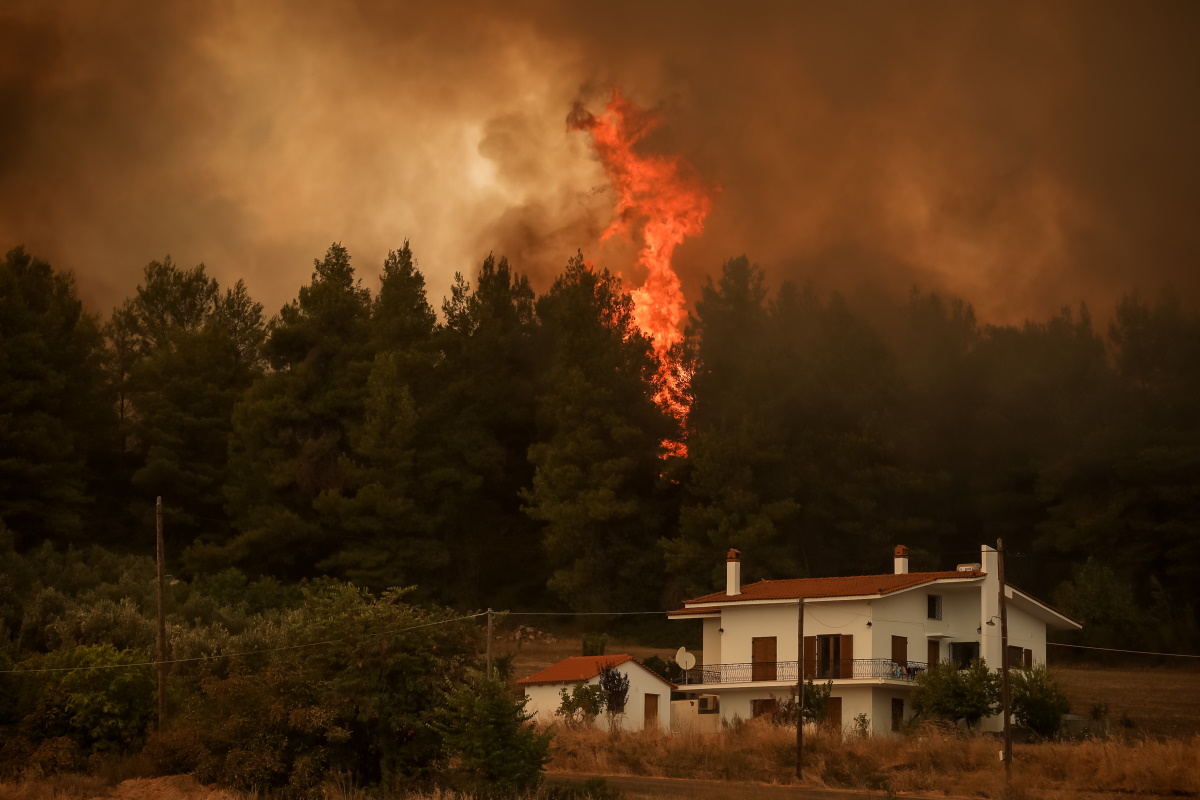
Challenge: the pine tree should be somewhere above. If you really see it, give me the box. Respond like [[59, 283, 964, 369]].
[[215, 244, 372, 578], [522, 254, 673, 612], [103, 257, 266, 554], [0, 247, 109, 547]]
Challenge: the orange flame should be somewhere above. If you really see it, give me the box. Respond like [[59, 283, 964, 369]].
[[569, 90, 713, 453]]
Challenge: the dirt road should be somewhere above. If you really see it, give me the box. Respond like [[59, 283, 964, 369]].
[[546, 772, 943, 800]]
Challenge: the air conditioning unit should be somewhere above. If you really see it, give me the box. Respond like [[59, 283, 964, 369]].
[[698, 695, 719, 713], [957, 562, 982, 572]]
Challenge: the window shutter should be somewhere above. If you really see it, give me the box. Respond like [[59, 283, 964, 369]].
[[803, 636, 816, 679], [839, 634, 854, 679]]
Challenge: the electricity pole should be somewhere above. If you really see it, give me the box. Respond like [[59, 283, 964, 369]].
[[997, 538, 1012, 781], [155, 497, 168, 730], [796, 596, 805, 780], [486, 608, 493, 679]]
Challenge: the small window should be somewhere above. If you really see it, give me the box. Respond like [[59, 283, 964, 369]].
[[1007, 645, 1027, 669], [927, 594, 943, 620]]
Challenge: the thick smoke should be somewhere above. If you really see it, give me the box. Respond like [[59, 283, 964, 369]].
[[2, 0, 1197, 322]]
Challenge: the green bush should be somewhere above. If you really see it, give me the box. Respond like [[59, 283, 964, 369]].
[[21, 644, 156, 753], [557, 683, 606, 727], [911, 658, 999, 730], [433, 677, 551, 798], [767, 679, 832, 726], [1011, 664, 1070, 738], [186, 662, 347, 798], [167, 583, 487, 794]]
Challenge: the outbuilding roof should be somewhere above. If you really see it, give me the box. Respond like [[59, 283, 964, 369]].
[[673, 569, 984, 611], [516, 654, 633, 686]]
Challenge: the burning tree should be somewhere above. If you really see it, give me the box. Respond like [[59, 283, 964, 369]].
[[570, 90, 715, 454]]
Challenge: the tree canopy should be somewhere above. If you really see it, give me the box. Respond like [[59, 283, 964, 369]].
[[1, 243, 1197, 653]]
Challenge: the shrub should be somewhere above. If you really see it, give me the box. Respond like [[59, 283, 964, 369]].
[[433, 676, 551, 798], [581, 633, 608, 657], [1010, 664, 1070, 738], [911, 658, 999, 730], [598, 663, 629, 718], [557, 684, 607, 728], [766, 680, 832, 726], [164, 583, 486, 795], [21, 644, 156, 753], [184, 661, 348, 798]]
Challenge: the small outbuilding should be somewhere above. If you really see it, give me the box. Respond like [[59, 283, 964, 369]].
[[517, 654, 673, 733]]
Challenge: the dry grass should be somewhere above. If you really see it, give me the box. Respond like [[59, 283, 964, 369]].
[[547, 721, 1200, 799], [1054, 663, 1200, 738]]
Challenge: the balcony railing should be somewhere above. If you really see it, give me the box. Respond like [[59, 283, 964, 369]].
[[681, 659, 930, 686]]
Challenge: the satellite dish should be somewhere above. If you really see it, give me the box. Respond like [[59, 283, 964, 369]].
[[675, 646, 696, 671]]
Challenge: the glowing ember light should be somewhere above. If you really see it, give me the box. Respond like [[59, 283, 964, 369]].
[[569, 90, 714, 455]]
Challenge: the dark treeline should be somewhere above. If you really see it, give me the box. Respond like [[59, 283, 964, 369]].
[[2, 243, 1198, 653]]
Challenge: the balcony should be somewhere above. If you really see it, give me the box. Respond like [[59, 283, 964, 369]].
[[680, 659, 930, 686]]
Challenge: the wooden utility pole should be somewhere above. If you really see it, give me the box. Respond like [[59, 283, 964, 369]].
[[155, 497, 168, 730], [486, 608, 493, 679], [997, 538, 1012, 781], [796, 596, 805, 780]]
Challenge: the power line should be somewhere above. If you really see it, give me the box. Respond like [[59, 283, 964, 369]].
[[505, 610, 667, 616], [0, 612, 487, 674], [1047, 642, 1200, 659]]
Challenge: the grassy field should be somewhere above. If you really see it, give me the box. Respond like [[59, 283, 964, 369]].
[[1053, 663, 1200, 738], [547, 723, 1200, 800]]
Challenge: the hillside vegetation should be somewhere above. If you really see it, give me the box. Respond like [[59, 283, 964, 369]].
[[3, 244, 1199, 653]]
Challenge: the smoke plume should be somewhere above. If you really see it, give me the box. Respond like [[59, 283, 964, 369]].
[[2, 0, 1197, 322]]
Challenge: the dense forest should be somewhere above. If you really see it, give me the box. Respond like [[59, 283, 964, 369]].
[[2, 242, 1198, 654]]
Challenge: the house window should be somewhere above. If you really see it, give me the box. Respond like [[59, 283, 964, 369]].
[[891, 698, 904, 732], [1007, 645, 1033, 670], [927, 594, 942, 620], [949, 641, 979, 669], [751, 698, 779, 718]]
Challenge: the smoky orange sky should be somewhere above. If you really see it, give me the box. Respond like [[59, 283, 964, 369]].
[[2, 0, 1197, 323]]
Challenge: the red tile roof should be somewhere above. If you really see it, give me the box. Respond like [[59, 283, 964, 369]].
[[667, 606, 722, 616], [676, 570, 985, 609], [516, 654, 633, 686]]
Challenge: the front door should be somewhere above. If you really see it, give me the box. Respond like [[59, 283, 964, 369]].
[[826, 696, 842, 729], [752, 636, 777, 681], [644, 694, 659, 729], [927, 639, 940, 667]]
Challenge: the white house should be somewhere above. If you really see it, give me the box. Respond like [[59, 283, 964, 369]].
[[517, 654, 674, 733], [668, 544, 1081, 736]]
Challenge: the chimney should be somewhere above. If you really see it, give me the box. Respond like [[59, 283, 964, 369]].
[[726, 548, 742, 596], [893, 545, 910, 575]]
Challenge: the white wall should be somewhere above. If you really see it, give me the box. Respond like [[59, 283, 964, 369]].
[[995, 595, 1048, 666], [715, 599, 871, 666], [702, 616, 721, 665], [873, 582, 982, 665], [524, 683, 567, 726]]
